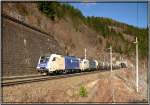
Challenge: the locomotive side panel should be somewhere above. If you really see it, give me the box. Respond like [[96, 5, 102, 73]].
[[89, 60, 97, 70], [80, 59, 89, 71], [50, 56, 65, 71], [79, 60, 82, 70], [65, 56, 80, 70]]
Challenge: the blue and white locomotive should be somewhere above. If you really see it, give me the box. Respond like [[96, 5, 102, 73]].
[[37, 54, 82, 74], [36, 53, 98, 74]]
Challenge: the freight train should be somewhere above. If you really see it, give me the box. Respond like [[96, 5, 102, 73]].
[[36, 53, 127, 75]]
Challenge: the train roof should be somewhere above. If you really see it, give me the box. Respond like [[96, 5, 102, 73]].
[[64, 55, 77, 58], [41, 53, 63, 57]]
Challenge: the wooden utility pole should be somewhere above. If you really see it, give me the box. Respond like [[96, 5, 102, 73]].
[[133, 37, 139, 92], [109, 46, 115, 102], [85, 48, 87, 59], [109, 46, 112, 72], [103, 54, 105, 68]]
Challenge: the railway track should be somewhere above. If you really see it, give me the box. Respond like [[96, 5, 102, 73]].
[[2, 69, 111, 87], [2, 74, 45, 81]]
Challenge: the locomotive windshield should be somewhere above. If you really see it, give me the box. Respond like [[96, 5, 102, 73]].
[[40, 56, 49, 63]]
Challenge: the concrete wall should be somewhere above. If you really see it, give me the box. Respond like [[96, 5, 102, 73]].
[[2, 16, 64, 76]]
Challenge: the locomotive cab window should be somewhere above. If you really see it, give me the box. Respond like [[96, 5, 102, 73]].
[[52, 57, 56, 61], [40, 56, 49, 63]]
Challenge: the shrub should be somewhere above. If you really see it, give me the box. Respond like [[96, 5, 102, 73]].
[[37, 1, 64, 21], [79, 85, 88, 97], [15, 3, 28, 16]]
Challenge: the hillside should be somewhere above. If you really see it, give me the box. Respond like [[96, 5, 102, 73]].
[[37, 2, 148, 59], [2, 2, 148, 76], [3, 2, 148, 60]]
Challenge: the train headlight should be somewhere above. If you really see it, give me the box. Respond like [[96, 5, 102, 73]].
[[36, 67, 40, 69]]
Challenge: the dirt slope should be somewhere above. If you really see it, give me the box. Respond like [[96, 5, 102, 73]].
[[2, 3, 106, 59]]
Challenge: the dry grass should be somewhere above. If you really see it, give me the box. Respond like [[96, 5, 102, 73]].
[[2, 73, 100, 103]]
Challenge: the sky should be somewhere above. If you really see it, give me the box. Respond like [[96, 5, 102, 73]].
[[69, 2, 148, 28]]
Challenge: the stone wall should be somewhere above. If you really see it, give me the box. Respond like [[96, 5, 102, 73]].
[[2, 16, 64, 76]]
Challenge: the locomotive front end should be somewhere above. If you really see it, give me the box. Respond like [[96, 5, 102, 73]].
[[36, 56, 50, 73]]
